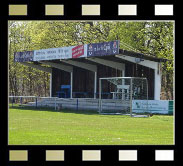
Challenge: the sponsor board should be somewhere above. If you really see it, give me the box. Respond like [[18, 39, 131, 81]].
[[33, 47, 72, 61], [14, 41, 119, 62], [14, 51, 34, 62], [72, 44, 87, 58], [87, 40, 119, 57], [132, 100, 173, 114]]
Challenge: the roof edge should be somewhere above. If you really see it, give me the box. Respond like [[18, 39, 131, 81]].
[[119, 49, 168, 62]]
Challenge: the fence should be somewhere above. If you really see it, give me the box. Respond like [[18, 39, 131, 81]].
[[9, 96, 58, 110], [9, 96, 173, 115], [9, 96, 100, 111]]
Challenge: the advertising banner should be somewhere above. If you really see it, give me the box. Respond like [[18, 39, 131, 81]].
[[72, 44, 87, 58], [14, 40, 120, 62], [132, 100, 170, 114], [14, 51, 34, 62], [33, 47, 72, 61], [87, 40, 119, 57], [33, 44, 88, 61]]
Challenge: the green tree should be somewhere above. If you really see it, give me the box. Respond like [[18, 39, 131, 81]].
[[8, 21, 174, 99]]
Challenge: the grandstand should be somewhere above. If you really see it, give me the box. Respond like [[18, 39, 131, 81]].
[[13, 40, 168, 115]]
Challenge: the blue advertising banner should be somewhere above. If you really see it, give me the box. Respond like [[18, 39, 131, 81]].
[[14, 51, 34, 62], [87, 40, 119, 57]]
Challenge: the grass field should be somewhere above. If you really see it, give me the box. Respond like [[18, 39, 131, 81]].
[[9, 105, 174, 145]]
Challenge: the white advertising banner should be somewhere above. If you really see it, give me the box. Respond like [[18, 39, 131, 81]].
[[33, 44, 88, 61], [33, 46, 72, 61], [132, 100, 169, 114]]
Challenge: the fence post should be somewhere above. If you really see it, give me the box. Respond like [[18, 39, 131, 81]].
[[35, 97, 38, 108], [76, 98, 78, 111], [12, 97, 14, 107], [55, 97, 57, 110], [20, 97, 23, 106]]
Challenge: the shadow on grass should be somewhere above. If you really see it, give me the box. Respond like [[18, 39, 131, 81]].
[[9, 105, 99, 115], [9, 105, 170, 118], [9, 105, 135, 118]]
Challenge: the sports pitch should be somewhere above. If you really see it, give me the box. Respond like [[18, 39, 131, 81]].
[[9, 105, 174, 145]]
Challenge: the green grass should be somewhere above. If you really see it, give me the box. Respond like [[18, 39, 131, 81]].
[[9, 105, 174, 145]]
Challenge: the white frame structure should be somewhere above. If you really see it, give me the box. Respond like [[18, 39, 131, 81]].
[[99, 77, 149, 117]]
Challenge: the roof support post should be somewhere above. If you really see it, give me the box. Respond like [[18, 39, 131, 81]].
[[61, 60, 97, 99], [70, 71, 73, 98], [116, 54, 161, 100], [87, 58, 125, 98], [50, 69, 52, 97], [40, 61, 73, 98], [94, 71, 97, 99], [154, 63, 161, 100]]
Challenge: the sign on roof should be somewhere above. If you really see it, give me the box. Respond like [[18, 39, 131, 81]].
[[33, 44, 88, 61], [33, 46, 72, 61], [72, 44, 87, 58], [14, 40, 120, 62], [14, 51, 34, 62], [87, 40, 119, 57]]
